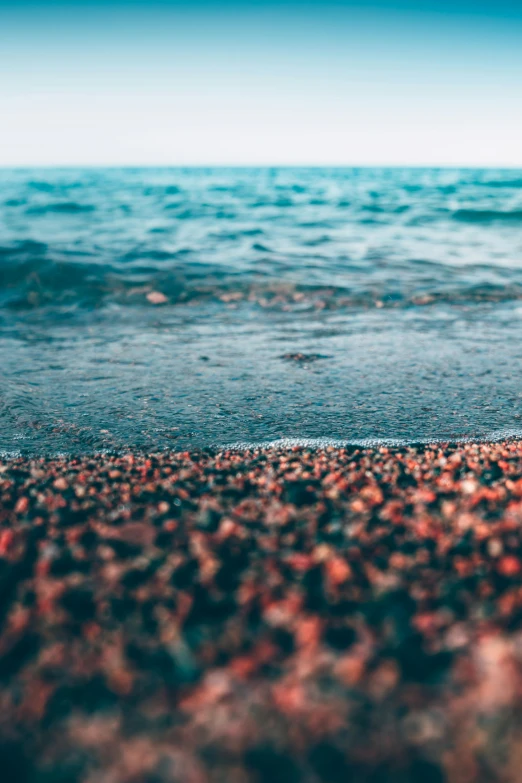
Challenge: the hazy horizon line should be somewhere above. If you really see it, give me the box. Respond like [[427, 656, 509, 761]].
[[2, 163, 522, 170]]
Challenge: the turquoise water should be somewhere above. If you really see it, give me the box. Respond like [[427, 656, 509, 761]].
[[2, 167, 522, 454]]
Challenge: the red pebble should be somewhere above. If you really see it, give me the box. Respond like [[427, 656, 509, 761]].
[[0, 530, 14, 555], [498, 556, 521, 576], [15, 496, 29, 514]]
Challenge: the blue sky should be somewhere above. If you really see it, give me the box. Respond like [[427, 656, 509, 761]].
[[1, 1, 521, 166]]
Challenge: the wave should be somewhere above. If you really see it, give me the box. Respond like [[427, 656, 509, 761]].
[[480, 178, 522, 189], [27, 202, 96, 215], [27, 180, 57, 192], [0, 240, 48, 258], [3, 260, 522, 313], [452, 208, 522, 223]]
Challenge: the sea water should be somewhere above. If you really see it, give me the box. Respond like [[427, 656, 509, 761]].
[[2, 167, 522, 455]]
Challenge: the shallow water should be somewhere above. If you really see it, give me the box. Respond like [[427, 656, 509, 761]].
[[2, 167, 522, 455]]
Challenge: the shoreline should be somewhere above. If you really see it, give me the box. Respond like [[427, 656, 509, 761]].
[[2, 441, 522, 781]]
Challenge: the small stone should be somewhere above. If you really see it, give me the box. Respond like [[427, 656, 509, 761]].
[[146, 291, 168, 305], [15, 496, 29, 514]]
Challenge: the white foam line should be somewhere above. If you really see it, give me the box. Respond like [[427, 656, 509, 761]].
[[216, 428, 522, 451], [4, 428, 522, 460]]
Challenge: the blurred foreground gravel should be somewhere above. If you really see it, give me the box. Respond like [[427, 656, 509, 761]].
[[2, 442, 522, 781]]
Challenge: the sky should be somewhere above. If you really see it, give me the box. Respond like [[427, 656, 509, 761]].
[[1, 0, 522, 167]]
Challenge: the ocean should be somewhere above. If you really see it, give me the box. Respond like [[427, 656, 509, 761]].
[[2, 166, 522, 455]]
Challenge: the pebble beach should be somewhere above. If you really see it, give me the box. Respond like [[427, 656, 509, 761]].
[[3, 441, 522, 782]]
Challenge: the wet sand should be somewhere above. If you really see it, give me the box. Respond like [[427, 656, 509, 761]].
[[2, 441, 522, 782]]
